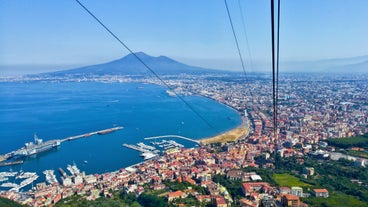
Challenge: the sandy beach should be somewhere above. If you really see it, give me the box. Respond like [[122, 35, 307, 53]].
[[199, 117, 249, 145]]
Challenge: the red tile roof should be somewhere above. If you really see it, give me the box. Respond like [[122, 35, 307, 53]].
[[168, 190, 184, 198], [313, 189, 328, 193]]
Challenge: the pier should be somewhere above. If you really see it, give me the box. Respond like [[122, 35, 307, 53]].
[[60, 126, 123, 142], [143, 135, 200, 144], [0, 126, 123, 163], [0, 160, 23, 167], [122, 144, 151, 153]]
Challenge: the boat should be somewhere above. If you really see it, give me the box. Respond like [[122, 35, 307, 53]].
[[97, 127, 122, 135], [67, 163, 80, 175], [0, 177, 8, 182], [137, 142, 156, 151], [1, 182, 19, 188], [140, 152, 158, 160], [0, 172, 17, 177], [97, 129, 113, 134], [11, 134, 60, 159], [166, 90, 176, 97], [16, 171, 36, 179], [58, 168, 67, 178], [43, 170, 58, 184], [18, 174, 38, 189]]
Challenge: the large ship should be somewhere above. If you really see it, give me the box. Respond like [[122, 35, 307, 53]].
[[11, 134, 60, 159]]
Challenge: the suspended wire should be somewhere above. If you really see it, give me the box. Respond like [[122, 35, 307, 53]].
[[276, 0, 281, 133], [223, 0, 254, 100], [271, 0, 281, 139], [271, 0, 276, 138], [276, 0, 280, 139], [237, 0, 255, 72], [75, 0, 216, 131], [224, 0, 247, 79]]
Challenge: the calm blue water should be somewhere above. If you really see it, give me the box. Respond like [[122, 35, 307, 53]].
[[0, 82, 241, 186]]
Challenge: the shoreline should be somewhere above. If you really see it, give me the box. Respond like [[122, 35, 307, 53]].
[[168, 91, 250, 145], [199, 116, 249, 145]]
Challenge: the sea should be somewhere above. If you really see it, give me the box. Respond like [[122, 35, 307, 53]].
[[0, 81, 241, 189]]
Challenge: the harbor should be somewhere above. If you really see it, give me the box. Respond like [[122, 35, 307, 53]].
[[122, 143, 159, 160], [143, 134, 200, 144], [0, 126, 123, 164], [0, 162, 83, 192], [122, 138, 186, 160], [0, 170, 39, 192]]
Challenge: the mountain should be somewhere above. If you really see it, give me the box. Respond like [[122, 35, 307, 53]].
[[329, 60, 368, 73], [281, 55, 368, 73], [47, 52, 225, 76]]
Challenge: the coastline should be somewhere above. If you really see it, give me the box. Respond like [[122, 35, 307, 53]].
[[199, 116, 249, 145], [170, 91, 250, 145], [163, 88, 250, 145], [0, 82, 248, 180]]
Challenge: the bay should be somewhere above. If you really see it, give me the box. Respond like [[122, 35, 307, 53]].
[[0, 81, 241, 186]]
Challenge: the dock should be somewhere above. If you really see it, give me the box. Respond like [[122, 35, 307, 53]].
[[143, 135, 200, 144], [0, 160, 23, 167], [61, 126, 123, 142], [0, 126, 123, 163], [122, 144, 159, 160], [122, 144, 151, 153]]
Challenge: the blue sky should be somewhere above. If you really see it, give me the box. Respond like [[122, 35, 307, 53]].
[[0, 0, 367, 74]]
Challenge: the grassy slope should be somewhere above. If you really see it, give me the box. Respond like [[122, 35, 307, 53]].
[[273, 173, 313, 187]]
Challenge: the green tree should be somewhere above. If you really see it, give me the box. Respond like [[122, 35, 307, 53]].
[[138, 193, 168, 207]]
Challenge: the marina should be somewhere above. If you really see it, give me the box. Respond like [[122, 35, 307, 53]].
[[0, 170, 39, 192], [122, 143, 151, 153], [122, 139, 186, 160], [143, 134, 200, 144], [122, 143, 159, 160], [0, 162, 82, 192], [152, 139, 185, 149]]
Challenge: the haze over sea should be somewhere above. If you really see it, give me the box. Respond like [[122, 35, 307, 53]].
[[0, 82, 241, 183]]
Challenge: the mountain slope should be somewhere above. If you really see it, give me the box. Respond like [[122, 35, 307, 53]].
[[48, 52, 224, 76], [330, 60, 368, 73], [280, 55, 368, 73]]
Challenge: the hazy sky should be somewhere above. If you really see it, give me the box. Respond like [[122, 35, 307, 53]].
[[0, 0, 367, 74]]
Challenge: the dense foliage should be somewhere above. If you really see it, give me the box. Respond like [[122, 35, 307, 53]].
[[164, 180, 206, 195], [272, 155, 368, 206], [138, 193, 167, 207], [326, 134, 368, 148], [213, 174, 243, 198], [55, 191, 141, 207], [302, 192, 368, 207], [0, 197, 27, 207], [346, 149, 368, 159]]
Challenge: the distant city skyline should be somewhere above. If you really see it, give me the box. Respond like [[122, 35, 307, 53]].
[[0, 0, 367, 75]]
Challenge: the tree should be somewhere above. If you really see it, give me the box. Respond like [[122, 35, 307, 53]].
[[138, 193, 168, 207]]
